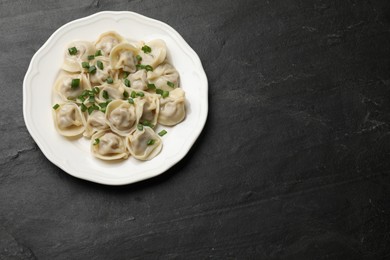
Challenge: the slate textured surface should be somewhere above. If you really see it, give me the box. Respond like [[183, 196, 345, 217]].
[[1, 0, 390, 259]]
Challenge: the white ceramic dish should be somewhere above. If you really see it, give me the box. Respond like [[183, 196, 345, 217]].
[[23, 11, 208, 185]]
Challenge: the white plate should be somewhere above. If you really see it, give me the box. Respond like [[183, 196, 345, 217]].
[[23, 11, 208, 185]]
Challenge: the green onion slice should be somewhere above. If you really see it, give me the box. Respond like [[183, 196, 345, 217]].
[[88, 55, 95, 60], [147, 83, 156, 90], [71, 79, 80, 89], [68, 47, 77, 55], [144, 65, 153, 71], [52, 104, 60, 110], [141, 45, 152, 54], [136, 55, 142, 62], [137, 124, 143, 131], [95, 50, 102, 56], [155, 89, 163, 95], [93, 138, 100, 145], [136, 92, 144, 97], [158, 130, 167, 136], [128, 98, 134, 104], [96, 60, 103, 70], [124, 78, 130, 87], [123, 91, 129, 98], [123, 71, 130, 78], [103, 90, 109, 100], [106, 77, 113, 84], [167, 81, 175, 88], [162, 91, 169, 98], [80, 103, 87, 112], [89, 65, 97, 74], [147, 139, 155, 146], [130, 91, 136, 98]]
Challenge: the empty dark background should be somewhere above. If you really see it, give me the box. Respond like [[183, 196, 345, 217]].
[[1, 0, 390, 259]]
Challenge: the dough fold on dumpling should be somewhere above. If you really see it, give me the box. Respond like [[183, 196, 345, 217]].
[[54, 73, 91, 101], [91, 130, 128, 160], [84, 110, 109, 138], [137, 94, 159, 127], [53, 102, 86, 137], [62, 41, 96, 72], [147, 63, 179, 91], [137, 39, 166, 69], [110, 43, 138, 72], [95, 31, 124, 56], [158, 88, 186, 126], [105, 100, 138, 136], [126, 126, 162, 160]]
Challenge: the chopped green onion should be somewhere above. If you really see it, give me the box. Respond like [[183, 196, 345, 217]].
[[123, 91, 129, 98], [155, 88, 163, 95], [158, 130, 167, 136], [96, 60, 103, 70], [123, 71, 130, 78], [136, 64, 153, 71], [128, 98, 134, 104], [130, 91, 136, 98], [78, 95, 85, 102], [89, 65, 97, 74], [141, 45, 152, 54], [106, 77, 113, 84], [103, 90, 109, 100], [93, 87, 100, 94], [71, 79, 80, 89], [136, 55, 142, 62], [93, 138, 100, 145], [80, 103, 87, 112], [52, 104, 60, 110], [147, 139, 155, 145], [142, 120, 154, 128], [88, 55, 95, 60], [88, 104, 99, 115], [162, 91, 169, 98], [167, 81, 175, 88], [67, 97, 75, 101], [88, 96, 95, 103], [81, 90, 89, 97], [95, 50, 102, 56], [136, 92, 144, 97], [82, 62, 89, 69], [68, 47, 77, 55], [124, 78, 130, 87], [147, 83, 156, 90], [99, 102, 108, 109], [145, 65, 153, 71], [137, 124, 143, 131]]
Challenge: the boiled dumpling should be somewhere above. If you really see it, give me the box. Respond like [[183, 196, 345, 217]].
[[91, 131, 128, 160], [96, 83, 125, 103], [127, 70, 147, 90], [126, 126, 162, 160], [89, 56, 113, 85], [137, 94, 159, 127], [62, 41, 96, 72], [147, 63, 179, 91], [110, 43, 138, 72], [158, 88, 186, 126], [137, 39, 166, 69], [54, 73, 91, 101], [84, 110, 109, 138], [105, 100, 138, 136], [53, 102, 86, 137], [95, 31, 124, 56]]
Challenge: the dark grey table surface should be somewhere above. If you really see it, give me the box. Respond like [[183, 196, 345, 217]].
[[1, 0, 390, 259]]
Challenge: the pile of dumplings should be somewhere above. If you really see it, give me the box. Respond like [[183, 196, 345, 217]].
[[52, 31, 186, 161]]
